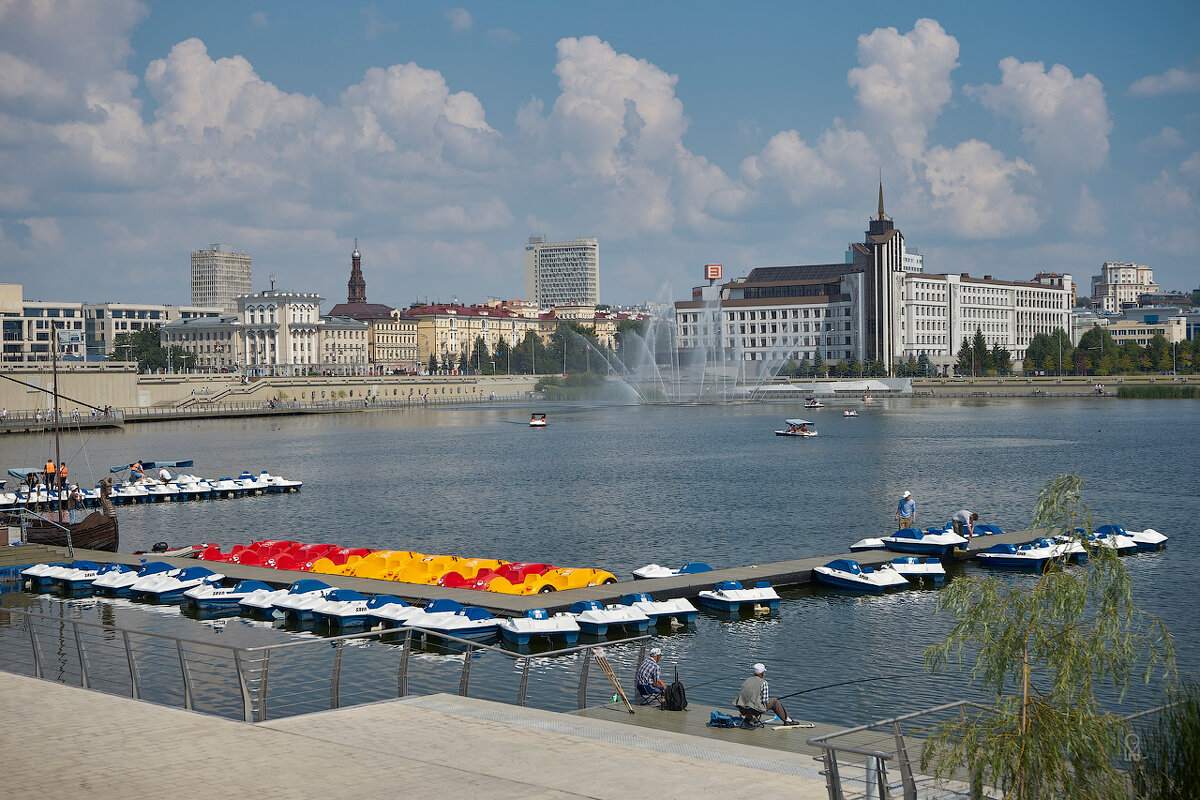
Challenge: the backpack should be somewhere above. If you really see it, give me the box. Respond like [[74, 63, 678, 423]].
[[661, 667, 688, 711], [707, 711, 738, 728]]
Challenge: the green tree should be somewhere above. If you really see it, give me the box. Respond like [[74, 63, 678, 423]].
[[831, 358, 848, 377], [956, 337, 974, 376], [795, 358, 812, 378], [972, 328, 992, 374], [109, 326, 195, 372], [1132, 678, 1200, 798], [492, 335, 510, 373], [922, 475, 1175, 799], [427, 353, 438, 374], [456, 349, 469, 373], [470, 336, 489, 373], [1078, 327, 1117, 374], [848, 356, 863, 377], [812, 355, 826, 377], [991, 343, 1012, 375], [917, 352, 933, 377]]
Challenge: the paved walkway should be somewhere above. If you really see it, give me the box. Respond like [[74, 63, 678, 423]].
[[0, 672, 829, 799]]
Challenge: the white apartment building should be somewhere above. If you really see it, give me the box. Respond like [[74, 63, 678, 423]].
[[1090, 261, 1157, 313], [675, 190, 1074, 375], [160, 315, 241, 371], [524, 236, 599, 308], [191, 244, 252, 314], [0, 284, 86, 363]]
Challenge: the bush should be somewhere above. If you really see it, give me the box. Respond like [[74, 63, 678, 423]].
[[1117, 385, 1197, 399], [1133, 678, 1200, 799]]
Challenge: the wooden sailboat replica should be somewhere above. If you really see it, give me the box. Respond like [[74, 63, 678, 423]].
[[20, 324, 119, 552]]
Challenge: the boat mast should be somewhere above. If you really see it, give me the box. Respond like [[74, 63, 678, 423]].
[[52, 321, 61, 516]]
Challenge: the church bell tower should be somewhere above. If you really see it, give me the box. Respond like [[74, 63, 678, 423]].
[[348, 239, 366, 304]]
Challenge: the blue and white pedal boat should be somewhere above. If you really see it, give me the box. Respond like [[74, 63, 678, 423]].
[[888, 557, 946, 585], [93, 561, 176, 597], [310, 589, 392, 630], [696, 580, 781, 613], [273, 580, 336, 622], [20, 561, 73, 592], [368, 597, 422, 629], [617, 593, 698, 626], [849, 537, 886, 552], [1062, 528, 1139, 555], [631, 562, 713, 580], [566, 601, 651, 636], [405, 599, 501, 641], [499, 608, 581, 646], [50, 561, 109, 593], [813, 559, 909, 594], [239, 579, 328, 618], [184, 579, 274, 611], [130, 565, 223, 602], [880, 527, 967, 556], [1096, 524, 1166, 552]]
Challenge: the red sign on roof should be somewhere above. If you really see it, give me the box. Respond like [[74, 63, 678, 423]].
[[705, 264, 722, 280]]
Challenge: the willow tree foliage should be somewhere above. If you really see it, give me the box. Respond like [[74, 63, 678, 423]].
[[922, 474, 1175, 799]]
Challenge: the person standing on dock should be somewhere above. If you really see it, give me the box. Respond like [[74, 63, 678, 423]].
[[44, 459, 56, 494], [735, 663, 797, 725], [895, 490, 916, 530], [58, 462, 68, 492], [951, 510, 979, 545]]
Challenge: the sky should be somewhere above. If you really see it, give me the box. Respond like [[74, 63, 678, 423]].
[[1, 0, 1198, 311]]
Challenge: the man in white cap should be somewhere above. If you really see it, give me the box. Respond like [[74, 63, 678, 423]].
[[735, 663, 797, 725], [895, 490, 916, 530], [636, 647, 666, 704]]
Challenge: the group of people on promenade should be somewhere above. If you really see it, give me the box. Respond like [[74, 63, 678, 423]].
[[637, 650, 799, 725], [894, 490, 979, 545]]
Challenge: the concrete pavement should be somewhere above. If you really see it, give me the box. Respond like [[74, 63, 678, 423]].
[[0, 671, 830, 799]]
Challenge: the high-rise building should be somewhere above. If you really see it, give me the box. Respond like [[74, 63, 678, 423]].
[[1090, 262, 1157, 313], [191, 244, 252, 314], [524, 235, 599, 309]]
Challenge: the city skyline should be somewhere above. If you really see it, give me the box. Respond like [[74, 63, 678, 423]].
[[1, 1, 1197, 309]]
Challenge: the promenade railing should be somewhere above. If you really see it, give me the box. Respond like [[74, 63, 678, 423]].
[[0, 607, 650, 723]]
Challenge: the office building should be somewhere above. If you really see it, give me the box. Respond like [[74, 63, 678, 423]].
[[1090, 261, 1157, 313], [191, 244, 252, 314], [524, 236, 599, 308]]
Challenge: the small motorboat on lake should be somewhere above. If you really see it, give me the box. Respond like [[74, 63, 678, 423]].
[[529, 413, 547, 428], [498, 608, 581, 646], [880, 527, 968, 556], [813, 559, 909, 594], [696, 580, 781, 614], [888, 557, 946, 585], [775, 418, 817, 437]]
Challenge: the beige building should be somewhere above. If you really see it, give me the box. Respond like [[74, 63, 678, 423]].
[[0, 284, 85, 363], [84, 302, 220, 357], [191, 244, 252, 314], [409, 304, 540, 370], [1090, 261, 1157, 313], [318, 315, 369, 373], [1103, 316, 1186, 346], [326, 302, 419, 373]]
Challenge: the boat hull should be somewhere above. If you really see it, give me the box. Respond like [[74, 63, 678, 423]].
[[20, 512, 119, 552]]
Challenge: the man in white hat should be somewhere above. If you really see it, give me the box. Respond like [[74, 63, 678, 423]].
[[735, 663, 797, 725], [636, 647, 666, 704], [895, 490, 916, 530]]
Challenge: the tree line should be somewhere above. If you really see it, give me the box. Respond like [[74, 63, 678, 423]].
[[1023, 326, 1196, 376]]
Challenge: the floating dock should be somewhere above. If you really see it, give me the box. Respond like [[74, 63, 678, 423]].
[[8, 525, 1051, 617]]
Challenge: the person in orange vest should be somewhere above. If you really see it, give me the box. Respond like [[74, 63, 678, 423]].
[[130, 461, 144, 482], [58, 462, 68, 491], [44, 459, 56, 493]]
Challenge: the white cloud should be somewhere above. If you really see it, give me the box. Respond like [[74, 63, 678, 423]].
[[250, 12, 268, 29], [740, 125, 874, 205], [1181, 152, 1200, 179], [1133, 171, 1199, 255], [446, 8, 471, 33], [921, 140, 1040, 237], [847, 18, 960, 162], [1128, 67, 1200, 97], [968, 57, 1110, 174], [1137, 126, 1184, 153], [1068, 185, 1103, 235]]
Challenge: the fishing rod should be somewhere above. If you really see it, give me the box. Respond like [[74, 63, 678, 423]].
[[778, 673, 907, 701]]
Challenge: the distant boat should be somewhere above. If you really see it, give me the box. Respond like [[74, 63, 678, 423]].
[[843, 409, 858, 417], [803, 398, 825, 409], [529, 413, 547, 428], [776, 418, 817, 437]]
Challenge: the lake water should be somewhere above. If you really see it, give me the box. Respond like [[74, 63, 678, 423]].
[[2, 396, 1196, 724]]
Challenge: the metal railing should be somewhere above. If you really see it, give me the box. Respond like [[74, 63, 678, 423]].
[[0, 607, 650, 723], [3, 508, 76, 556]]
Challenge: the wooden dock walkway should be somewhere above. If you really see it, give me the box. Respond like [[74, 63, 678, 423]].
[[5, 526, 1045, 617]]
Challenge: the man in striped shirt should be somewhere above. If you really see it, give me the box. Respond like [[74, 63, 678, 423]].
[[636, 648, 666, 703]]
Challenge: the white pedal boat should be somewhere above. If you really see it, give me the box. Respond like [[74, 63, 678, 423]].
[[368, 597, 422, 629], [843, 409, 858, 417], [52, 561, 121, 593], [977, 538, 1085, 570], [20, 561, 74, 592], [310, 590, 401, 630], [888, 557, 946, 585], [273, 580, 337, 622], [239, 578, 330, 618], [813, 559, 909, 594], [631, 562, 713, 580], [617, 593, 698, 625], [696, 580, 781, 613], [1096, 524, 1166, 552], [880, 527, 968, 556], [184, 579, 274, 611], [849, 537, 886, 552], [94, 561, 176, 596], [566, 601, 651, 636], [130, 565, 223, 602], [1060, 527, 1139, 555], [249, 471, 302, 493], [499, 608, 581, 646], [405, 599, 501, 640]]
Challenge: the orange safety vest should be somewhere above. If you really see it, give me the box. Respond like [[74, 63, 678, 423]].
[[59, 464, 67, 479], [45, 460, 55, 476]]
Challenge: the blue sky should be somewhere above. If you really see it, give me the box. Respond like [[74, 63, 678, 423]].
[[1, 1, 1197, 309]]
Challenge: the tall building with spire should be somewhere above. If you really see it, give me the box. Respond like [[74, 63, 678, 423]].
[[674, 184, 1073, 376], [348, 240, 366, 304]]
